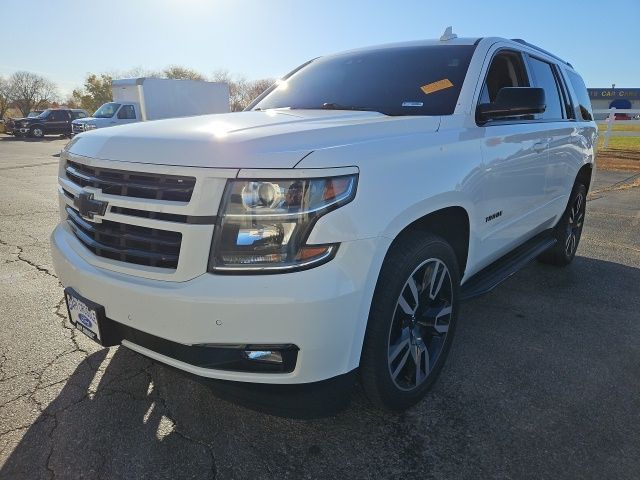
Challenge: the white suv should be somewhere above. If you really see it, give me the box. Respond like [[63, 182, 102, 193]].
[[51, 33, 596, 412]]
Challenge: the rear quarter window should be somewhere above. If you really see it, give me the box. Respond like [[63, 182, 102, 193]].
[[566, 71, 593, 121]]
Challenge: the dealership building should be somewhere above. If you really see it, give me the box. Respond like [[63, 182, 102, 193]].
[[588, 88, 640, 119]]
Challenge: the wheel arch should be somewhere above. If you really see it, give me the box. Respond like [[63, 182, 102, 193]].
[[385, 206, 471, 278], [576, 162, 593, 192]]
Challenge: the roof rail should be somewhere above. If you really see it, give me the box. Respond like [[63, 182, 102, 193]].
[[510, 39, 573, 68]]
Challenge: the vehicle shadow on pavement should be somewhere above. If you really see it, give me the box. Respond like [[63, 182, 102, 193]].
[[1, 255, 639, 479]]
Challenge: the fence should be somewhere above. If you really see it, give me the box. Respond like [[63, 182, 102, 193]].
[[594, 108, 640, 148]]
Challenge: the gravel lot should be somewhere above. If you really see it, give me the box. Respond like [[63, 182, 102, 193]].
[[0, 136, 639, 479]]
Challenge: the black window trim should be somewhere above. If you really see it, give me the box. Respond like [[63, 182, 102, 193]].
[[525, 53, 574, 122], [476, 48, 576, 127], [562, 68, 594, 122], [551, 64, 575, 120]]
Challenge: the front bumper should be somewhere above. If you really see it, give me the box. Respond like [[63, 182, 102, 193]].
[[51, 223, 387, 384]]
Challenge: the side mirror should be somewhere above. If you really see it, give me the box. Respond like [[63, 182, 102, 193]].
[[477, 87, 546, 122]]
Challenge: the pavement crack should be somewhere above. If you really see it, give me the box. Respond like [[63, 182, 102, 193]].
[[0, 352, 7, 381], [53, 297, 89, 355], [148, 368, 218, 479], [0, 238, 58, 279], [45, 414, 58, 480]]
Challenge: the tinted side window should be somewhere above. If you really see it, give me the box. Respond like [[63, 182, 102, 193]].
[[480, 51, 529, 104], [117, 105, 136, 119], [72, 111, 87, 119], [528, 57, 564, 120], [566, 71, 593, 121]]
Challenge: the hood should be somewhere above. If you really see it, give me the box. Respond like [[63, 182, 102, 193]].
[[67, 110, 441, 169], [72, 117, 97, 124]]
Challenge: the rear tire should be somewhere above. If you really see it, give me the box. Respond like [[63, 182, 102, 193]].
[[538, 183, 587, 266], [360, 233, 460, 411]]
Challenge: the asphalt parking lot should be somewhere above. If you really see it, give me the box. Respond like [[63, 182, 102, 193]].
[[0, 136, 638, 479]]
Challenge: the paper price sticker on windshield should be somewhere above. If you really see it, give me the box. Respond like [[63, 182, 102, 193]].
[[421, 79, 454, 95]]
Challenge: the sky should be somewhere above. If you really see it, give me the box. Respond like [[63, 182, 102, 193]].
[[2, 0, 638, 97]]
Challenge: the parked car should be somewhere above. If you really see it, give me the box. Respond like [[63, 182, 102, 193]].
[[51, 31, 596, 413], [10, 108, 88, 138], [72, 77, 229, 134]]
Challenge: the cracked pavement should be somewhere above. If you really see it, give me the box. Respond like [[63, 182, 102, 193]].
[[0, 136, 639, 479]]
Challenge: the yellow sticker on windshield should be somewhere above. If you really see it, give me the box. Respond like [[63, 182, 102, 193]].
[[421, 79, 454, 95]]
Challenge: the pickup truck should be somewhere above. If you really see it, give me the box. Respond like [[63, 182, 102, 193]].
[[51, 31, 596, 414], [8, 108, 88, 138]]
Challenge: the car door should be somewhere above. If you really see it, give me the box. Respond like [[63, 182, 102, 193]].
[[47, 110, 69, 134], [525, 56, 578, 219], [474, 48, 553, 266], [115, 104, 138, 125]]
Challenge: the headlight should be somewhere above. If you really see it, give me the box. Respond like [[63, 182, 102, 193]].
[[209, 174, 357, 273], [21, 121, 29, 127], [84, 124, 97, 130]]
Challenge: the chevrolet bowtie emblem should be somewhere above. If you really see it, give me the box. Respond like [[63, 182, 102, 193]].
[[74, 192, 108, 219]]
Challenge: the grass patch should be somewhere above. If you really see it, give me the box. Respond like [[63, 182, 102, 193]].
[[597, 136, 640, 150], [597, 123, 640, 133]]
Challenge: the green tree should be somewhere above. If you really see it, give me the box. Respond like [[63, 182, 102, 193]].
[[72, 74, 113, 114]]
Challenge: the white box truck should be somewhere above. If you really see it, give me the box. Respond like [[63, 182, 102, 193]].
[[72, 77, 229, 134]]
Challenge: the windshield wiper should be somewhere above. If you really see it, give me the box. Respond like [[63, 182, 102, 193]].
[[321, 102, 377, 112]]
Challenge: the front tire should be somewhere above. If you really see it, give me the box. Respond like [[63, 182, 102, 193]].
[[30, 126, 44, 138], [538, 183, 587, 266], [360, 233, 460, 411]]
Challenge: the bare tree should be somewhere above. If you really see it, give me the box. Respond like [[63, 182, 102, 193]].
[[211, 70, 274, 111], [0, 76, 11, 119], [9, 71, 58, 117]]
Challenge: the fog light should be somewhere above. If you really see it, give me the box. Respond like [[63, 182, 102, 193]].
[[243, 350, 283, 364]]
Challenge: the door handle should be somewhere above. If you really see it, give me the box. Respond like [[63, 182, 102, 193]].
[[533, 141, 549, 153]]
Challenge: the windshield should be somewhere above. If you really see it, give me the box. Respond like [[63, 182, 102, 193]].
[[93, 102, 121, 118], [36, 110, 51, 119], [252, 45, 476, 116], [27, 111, 42, 118]]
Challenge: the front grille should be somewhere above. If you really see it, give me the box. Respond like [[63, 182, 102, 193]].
[[110, 206, 188, 223], [66, 206, 182, 269], [65, 160, 196, 202], [72, 123, 84, 134]]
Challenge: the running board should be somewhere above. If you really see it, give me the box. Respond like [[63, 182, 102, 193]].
[[460, 229, 556, 302]]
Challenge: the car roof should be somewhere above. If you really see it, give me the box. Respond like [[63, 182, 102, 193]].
[[326, 36, 573, 69]]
